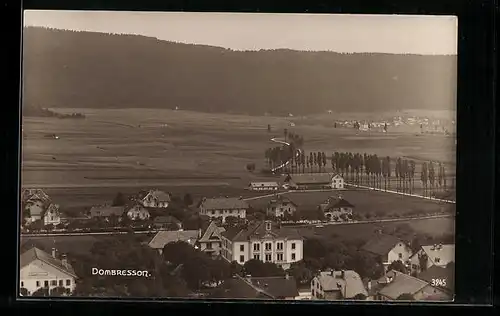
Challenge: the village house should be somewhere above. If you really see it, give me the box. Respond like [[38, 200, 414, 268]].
[[152, 215, 181, 230], [24, 200, 45, 223], [198, 221, 226, 258], [126, 204, 151, 221], [89, 205, 125, 221], [199, 197, 249, 223], [22, 189, 52, 224], [409, 243, 455, 274], [43, 204, 61, 226], [22, 189, 51, 205], [318, 194, 355, 221], [374, 270, 451, 301], [148, 230, 200, 255], [284, 173, 344, 190], [266, 195, 297, 218], [220, 220, 303, 270], [248, 182, 280, 191], [362, 234, 413, 271], [311, 270, 368, 300], [416, 264, 455, 296], [19, 247, 77, 296], [141, 189, 171, 208], [214, 274, 299, 300]]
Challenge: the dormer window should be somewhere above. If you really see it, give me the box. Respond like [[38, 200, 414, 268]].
[[265, 221, 272, 231]]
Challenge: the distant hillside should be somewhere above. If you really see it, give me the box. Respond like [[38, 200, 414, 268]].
[[22, 27, 457, 116]]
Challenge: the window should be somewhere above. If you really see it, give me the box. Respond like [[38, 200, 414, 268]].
[[44, 281, 49, 287], [277, 242, 284, 250], [265, 254, 272, 262], [239, 255, 244, 263], [254, 254, 260, 260], [265, 243, 272, 251], [435, 258, 441, 263], [291, 243, 296, 250], [291, 253, 296, 260], [21, 281, 24, 287], [36, 281, 40, 287], [240, 244, 244, 252], [277, 253, 283, 261], [51, 280, 57, 286], [253, 243, 260, 251], [317, 282, 320, 289], [59, 280, 63, 286], [312, 289, 315, 297], [398, 253, 403, 259], [207, 242, 213, 249], [66, 279, 71, 286]]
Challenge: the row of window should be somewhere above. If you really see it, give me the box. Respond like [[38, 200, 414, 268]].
[[240, 252, 296, 263], [249, 242, 295, 252], [23, 279, 71, 288], [206, 209, 242, 215]]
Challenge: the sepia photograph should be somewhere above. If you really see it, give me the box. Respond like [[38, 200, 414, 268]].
[[19, 11, 457, 301]]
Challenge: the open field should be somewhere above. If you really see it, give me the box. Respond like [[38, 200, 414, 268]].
[[247, 189, 455, 216], [22, 108, 455, 207], [299, 216, 455, 243]]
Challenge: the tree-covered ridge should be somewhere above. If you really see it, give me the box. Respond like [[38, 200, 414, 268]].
[[23, 27, 456, 115]]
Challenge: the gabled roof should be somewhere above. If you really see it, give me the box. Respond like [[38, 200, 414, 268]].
[[377, 270, 429, 299], [315, 271, 367, 299], [249, 276, 299, 298], [249, 182, 280, 188], [20, 247, 77, 278], [221, 221, 303, 242], [286, 173, 336, 185], [267, 195, 297, 208], [148, 230, 199, 249], [199, 221, 226, 242], [321, 196, 354, 210], [44, 203, 60, 214], [215, 276, 298, 299], [90, 206, 125, 217], [200, 197, 249, 210], [362, 234, 404, 257], [420, 244, 455, 266], [417, 265, 454, 292], [143, 190, 171, 203], [153, 215, 180, 224], [22, 189, 50, 203]]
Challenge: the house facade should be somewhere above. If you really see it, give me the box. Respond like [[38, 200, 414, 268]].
[[311, 270, 367, 300], [25, 200, 45, 223], [19, 247, 77, 296], [284, 173, 344, 190], [198, 221, 226, 258], [141, 189, 171, 208], [319, 194, 354, 221], [126, 204, 151, 221], [362, 234, 413, 271], [248, 182, 280, 191], [220, 220, 303, 270], [199, 197, 249, 223], [266, 196, 297, 218], [148, 230, 200, 255], [43, 204, 61, 226], [410, 243, 455, 274]]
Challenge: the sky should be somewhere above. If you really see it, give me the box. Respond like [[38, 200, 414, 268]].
[[24, 11, 458, 55]]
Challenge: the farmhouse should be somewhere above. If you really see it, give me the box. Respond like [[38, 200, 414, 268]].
[[199, 197, 249, 223], [89, 206, 125, 221], [141, 189, 171, 208], [214, 275, 299, 300], [319, 194, 354, 221], [248, 182, 280, 191], [43, 204, 61, 226], [20, 247, 77, 296], [375, 270, 450, 301], [409, 243, 455, 274], [220, 220, 303, 270], [126, 204, 151, 221], [362, 234, 412, 271], [311, 270, 367, 300], [266, 195, 297, 218], [284, 173, 344, 190], [198, 221, 226, 258], [148, 230, 200, 255]]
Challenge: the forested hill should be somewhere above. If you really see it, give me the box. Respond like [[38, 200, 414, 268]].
[[22, 27, 457, 116]]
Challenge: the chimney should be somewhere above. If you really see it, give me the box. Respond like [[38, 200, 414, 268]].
[[51, 248, 56, 258], [61, 254, 68, 268], [341, 270, 345, 279], [330, 269, 334, 276], [265, 221, 272, 232]]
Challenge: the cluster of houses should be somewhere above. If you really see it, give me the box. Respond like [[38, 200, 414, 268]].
[[248, 173, 345, 192]]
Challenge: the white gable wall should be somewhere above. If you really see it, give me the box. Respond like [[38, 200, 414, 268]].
[[20, 259, 76, 295]]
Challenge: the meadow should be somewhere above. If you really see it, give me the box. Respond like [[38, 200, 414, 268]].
[[22, 108, 456, 208]]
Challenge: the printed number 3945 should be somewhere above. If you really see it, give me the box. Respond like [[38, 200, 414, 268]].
[[431, 279, 447, 287]]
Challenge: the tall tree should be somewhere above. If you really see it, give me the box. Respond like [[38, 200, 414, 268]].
[[284, 128, 288, 143], [421, 162, 428, 197]]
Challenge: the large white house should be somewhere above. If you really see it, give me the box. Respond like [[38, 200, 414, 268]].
[[141, 189, 171, 208], [220, 220, 303, 270], [410, 243, 455, 274], [19, 247, 77, 296], [284, 173, 344, 190], [199, 197, 249, 223], [362, 234, 413, 271]]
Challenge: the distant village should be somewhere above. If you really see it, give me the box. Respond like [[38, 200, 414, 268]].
[[20, 171, 455, 301]]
